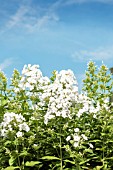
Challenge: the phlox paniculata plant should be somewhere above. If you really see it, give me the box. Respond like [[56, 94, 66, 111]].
[[0, 61, 113, 170]]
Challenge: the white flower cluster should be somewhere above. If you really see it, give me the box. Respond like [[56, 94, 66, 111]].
[[39, 69, 78, 124], [101, 97, 110, 110], [12, 64, 102, 124], [14, 64, 50, 92], [0, 112, 30, 138], [66, 128, 88, 148], [76, 94, 100, 118]]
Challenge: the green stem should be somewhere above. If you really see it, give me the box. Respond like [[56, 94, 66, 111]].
[[22, 157, 25, 170], [53, 140, 60, 158], [22, 140, 25, 170], [16, 143, 21, 170], [60, 127, 63, 170]]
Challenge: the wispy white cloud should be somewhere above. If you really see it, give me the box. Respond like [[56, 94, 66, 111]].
[[63, 0, 89, 5], [71, 46, 113, 62], [4, 1, 60, 33], [2, 0, 113, 34], [63, 0, 113, 5], [25, 13, 59, 32], [0, 58, 14, 70], [6, 6, 28, 29]]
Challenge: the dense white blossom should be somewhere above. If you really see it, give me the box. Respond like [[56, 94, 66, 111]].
[[39, 69, 78, 124], [18, 64, 50, 91], [13, 65, 102, 124], [0, 112, 30, 138]]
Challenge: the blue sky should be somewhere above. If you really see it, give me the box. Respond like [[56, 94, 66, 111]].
[[0, 0, 113, 90]]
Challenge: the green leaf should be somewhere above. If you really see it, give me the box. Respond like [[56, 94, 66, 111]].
[[79, 158, 90, 165], [81, 166, 89, 170], [9, 157, 15, 166], [95, 148, 101, 151], [96, 165, 103, 170], [84, 149, 93, 153], [41, 156, 60, 160], [2, 99, 8, 106], [25, 161, 41, 167], [64, 159, 75, 165], [89, 139, 101, 143], [4, 166, 20, 170], [4, 141, 12, 146], [19, 150, 28, 156]]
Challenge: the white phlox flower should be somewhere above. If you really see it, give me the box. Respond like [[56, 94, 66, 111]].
[[93, 114, 96, 118], [81, 134, 88, 140], [74, 128, 79, 133], [73, 135, 80, 142], [89, 143, 94, 149], [14, 87, 20, 93], [18, 122, 30, 132], [67, 132, 88, 148], [18, 64, 50, 91], [76, 94, 101, 118], [73, 142, 79, 148], [41, 69, 78, 124], [0, 112, 30, 138], [66, 135, 71, 142], [16, 131, 23, 137]]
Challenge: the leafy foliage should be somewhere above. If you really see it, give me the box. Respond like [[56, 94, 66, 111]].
[[0, 61, 113, 170]]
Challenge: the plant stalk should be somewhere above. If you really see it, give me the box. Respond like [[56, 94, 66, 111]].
[[60, 126, 63, 170]]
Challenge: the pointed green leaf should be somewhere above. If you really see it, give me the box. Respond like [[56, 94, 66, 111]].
[[84, 149, 93, 153], [96, 165, 103, 170], [25, 161, 41, 167], [64, 159, 75, 165], [19, 150, 28, 156], [9, 157, 15, 166], [4, 166, 19, 170], [41, 156, 60, 160]]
